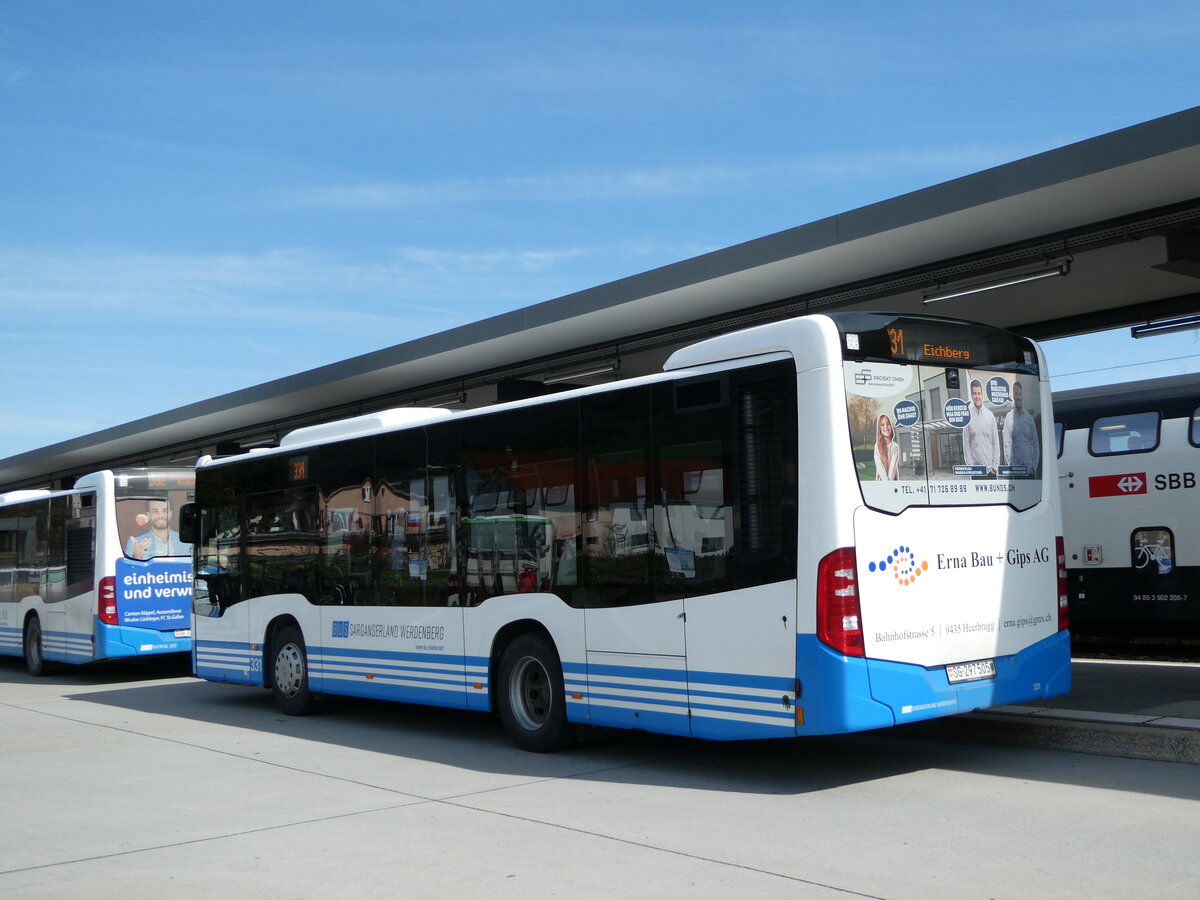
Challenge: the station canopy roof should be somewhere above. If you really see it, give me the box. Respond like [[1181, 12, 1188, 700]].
[[6, 106, 1200, 490]]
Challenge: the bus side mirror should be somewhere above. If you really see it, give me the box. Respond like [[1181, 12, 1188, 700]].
[[179, 503, 199, 545]]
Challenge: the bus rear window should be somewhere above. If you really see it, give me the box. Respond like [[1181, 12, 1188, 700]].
[[117, 498, 191, 559], [115, 471, 195, 559], [844, 362, 1045, 514]]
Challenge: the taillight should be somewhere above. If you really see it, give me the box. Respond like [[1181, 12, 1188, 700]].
[[98, 576, 118, 625], [1056, 536, 1069, 631], [817, 547, 864, 656]]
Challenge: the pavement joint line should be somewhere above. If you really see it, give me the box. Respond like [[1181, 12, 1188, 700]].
[[0, 803, 420, 878], [0, 698, 650, 805], [986, 705, 1200, 731], [430, 795, 890, 899], [1072, 657, 1200, 669]]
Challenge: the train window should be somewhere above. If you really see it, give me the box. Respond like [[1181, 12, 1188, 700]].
[[1054, 422, 1064, 458], [1190, 408, 1200, 448], [1131, 527, 1174, 575], [1089, 411, 1160, 456]]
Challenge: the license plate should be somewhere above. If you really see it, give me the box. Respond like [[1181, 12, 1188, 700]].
[[946, 659, 996, 684], [174, 629, 192, 638]]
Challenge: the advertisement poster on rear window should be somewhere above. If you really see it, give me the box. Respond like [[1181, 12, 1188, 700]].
[[844, 362, 1044, 513]]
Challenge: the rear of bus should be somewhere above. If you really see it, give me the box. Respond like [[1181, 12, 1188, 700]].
[[802, 313, 1071, 733], [93, 468, 195, 660]]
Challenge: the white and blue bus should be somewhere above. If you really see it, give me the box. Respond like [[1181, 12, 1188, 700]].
[[0, 468, 194, 674], [187, 312, 1070, 751]]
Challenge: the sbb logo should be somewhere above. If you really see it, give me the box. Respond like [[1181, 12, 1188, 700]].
[[1154, 472, 1196, 490]]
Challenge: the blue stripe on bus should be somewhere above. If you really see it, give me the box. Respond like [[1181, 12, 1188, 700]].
[[573, 660, 792, 692], [586, 690, 691, 710], [311, 652, 468, 676], [191, 636, 798, 740], [196, 639, 249, 650], [314, 660, 471, 680], [316, 672, 465, 691], [583, 677, 689, 697], [1, 625, 23, 657], [687, 699, 795, 720], [195, 640, 259, 685], [42, 630, 94, 664], [585, 704, 692, 737], [682, 669, 795, 692], [95, 622, 189, 660], [565, 661, 684, 682], [316, 645, 468, 665], [863, 629, 1072, 725], [317, 677, 471, 710], [686, 685, 780, 703]]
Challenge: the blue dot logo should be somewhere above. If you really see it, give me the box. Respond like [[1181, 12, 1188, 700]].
[[867, 544, 929, 587]]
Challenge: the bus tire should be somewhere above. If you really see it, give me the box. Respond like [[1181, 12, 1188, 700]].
[[23, 616, 50, 677], [271, 625, 317, 716], [496, 633, 574, 752]]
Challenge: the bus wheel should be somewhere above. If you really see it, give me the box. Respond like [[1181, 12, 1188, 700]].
[[271, 626, 317, 716], [497, 633, 574, 752], [23, 616, 49, 677]]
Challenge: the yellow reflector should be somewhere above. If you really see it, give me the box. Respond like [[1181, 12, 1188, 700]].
[[571, 692, 583, 700], [795, 707, 804, 726]]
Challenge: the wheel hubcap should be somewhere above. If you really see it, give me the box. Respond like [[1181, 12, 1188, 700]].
[[509, 656, 551, 731], [275, 642, 305, 698]]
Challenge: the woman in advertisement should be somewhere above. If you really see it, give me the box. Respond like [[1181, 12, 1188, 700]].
[[874, 414, 900, 481]]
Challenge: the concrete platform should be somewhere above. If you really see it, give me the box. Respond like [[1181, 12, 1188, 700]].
[[908, 657, 1200, 764]]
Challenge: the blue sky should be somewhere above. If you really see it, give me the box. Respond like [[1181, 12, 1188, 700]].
[[3, 2, 1200, 459]]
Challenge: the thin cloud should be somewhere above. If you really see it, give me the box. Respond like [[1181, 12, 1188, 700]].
[[282, 142, 1053, 211], [0, 245, 587, 317], [0, 240, 612, 459]]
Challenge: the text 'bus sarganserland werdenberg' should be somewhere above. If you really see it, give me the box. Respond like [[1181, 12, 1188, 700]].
[[1, 468, 194, 674], [183, 312, 1070, 751]]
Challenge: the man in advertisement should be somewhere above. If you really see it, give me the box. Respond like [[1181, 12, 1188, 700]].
[[962, 379, 999, 476], [125, 499, 189, 559], [1002, 379, 1040, 477]]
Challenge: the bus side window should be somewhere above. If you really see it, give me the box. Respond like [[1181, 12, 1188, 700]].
[[652, 376, 734, 599], [580, 387, 653, 609], [1054, 422, 1064, 459], [0, 519, 13, 605], [319, 437, 375, 607], [245, 488, 320, 604], [196, 501, 243, 615], [733, 369, 797, 586], [65, 492, 96, 599], [0, 500, 43, 605], [1190, 407, 1200, 448], [459, 402, 579, 606]]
